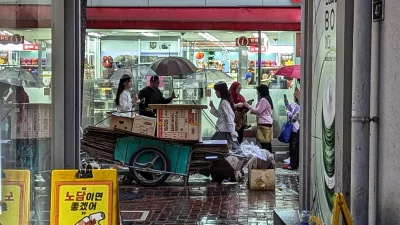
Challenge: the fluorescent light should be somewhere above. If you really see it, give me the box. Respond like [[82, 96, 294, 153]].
[[141, 32, 157, 37], [88, 32, 101, 37], [227, 32, 233, 34], [0, 30, 13, 35], [26, 30, 32, 32], [111, 31, 118, 34], [197, 32, 220, 42]]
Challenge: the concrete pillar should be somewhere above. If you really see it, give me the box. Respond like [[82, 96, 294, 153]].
[[299, 0, 313, 210], [334, 0, 354, 205], [51, 0, 82, 169], [351, 0, 372, 223]]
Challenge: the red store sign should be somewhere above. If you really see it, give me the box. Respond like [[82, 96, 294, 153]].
[[249, 46, 267, 53], [23, 44, 39, 50], [0, 34, 24, 45], [235, 37, 258, 47]]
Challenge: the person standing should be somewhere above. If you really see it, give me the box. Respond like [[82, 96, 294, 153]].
[[229, 82, 247, 144], [209, 81, 239, 150], [284, 87, 300, 170], [6, 86, 30, 103], [115, 75, 135, 117], [138, 75, 176, 118], [244, 84, 274, 151]]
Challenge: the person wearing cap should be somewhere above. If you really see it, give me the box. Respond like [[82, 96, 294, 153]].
[[138, 75, 176, 117]]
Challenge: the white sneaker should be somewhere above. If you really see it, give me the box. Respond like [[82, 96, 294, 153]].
[[283, 157, 291, 164]]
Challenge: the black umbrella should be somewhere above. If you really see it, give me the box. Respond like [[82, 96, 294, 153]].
[[150, 57, 197, 78]]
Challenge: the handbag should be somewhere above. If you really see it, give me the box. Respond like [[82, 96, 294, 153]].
[[278, 116, 293, 143], [256, 125, 273, 144]]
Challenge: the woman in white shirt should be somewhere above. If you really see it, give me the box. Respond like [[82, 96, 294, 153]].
[[209, 81, 240, 150], [115, 75, 134, 117]]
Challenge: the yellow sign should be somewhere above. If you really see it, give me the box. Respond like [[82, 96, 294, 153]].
[[50, 169, 119, 225], [0, 170, 31, 225]]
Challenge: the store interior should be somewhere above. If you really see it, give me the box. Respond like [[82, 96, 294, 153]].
[[0, 28, 300, 137]]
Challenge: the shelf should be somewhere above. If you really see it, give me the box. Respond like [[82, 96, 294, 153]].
[[94, 99, 114, 102], [94, 109, 114, 111], [261, 67, 280, 69], [20, 65, 47, 67]]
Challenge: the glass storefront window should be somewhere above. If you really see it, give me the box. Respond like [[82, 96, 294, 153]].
[[0, 20, 53, 223], [82, 29, 299, 137]]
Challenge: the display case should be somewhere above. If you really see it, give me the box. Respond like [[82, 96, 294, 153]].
[[173, 78, 204, 102], [137, 76, 173, 99]]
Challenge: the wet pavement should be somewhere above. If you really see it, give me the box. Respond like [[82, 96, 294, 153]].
[[119, 168, 299, 225]]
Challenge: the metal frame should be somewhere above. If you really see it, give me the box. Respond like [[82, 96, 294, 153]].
[[335, 0, 354, 206], [51, 0, 82, 169], [299, 0, 313, 210]]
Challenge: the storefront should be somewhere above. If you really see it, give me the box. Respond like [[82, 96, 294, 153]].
[[0, 6, 301, 138], [0, 4, 300, 223], [0, 1, 82, 224], [82, 29, 301, 136]]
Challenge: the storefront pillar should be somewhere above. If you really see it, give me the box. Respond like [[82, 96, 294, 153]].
[[350, 0, 372, 223], [51, 0, 82, 169], [299, 0, 313, 210], [335, 0, 354, 205]]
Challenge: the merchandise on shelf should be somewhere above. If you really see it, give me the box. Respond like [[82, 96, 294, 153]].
[[0, 51, 8, 65], [20, 57, 47, 66]]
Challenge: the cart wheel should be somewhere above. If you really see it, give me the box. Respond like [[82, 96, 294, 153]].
[[129, 147, 171, 187]]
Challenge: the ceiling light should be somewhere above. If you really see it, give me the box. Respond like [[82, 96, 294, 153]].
[[88, 32, 101, 37], [111, 31, 118, 34], [227, 32, 233, 34], [141, 32, 157, 37], [0, 30, 13, 35], [26, 30, 32, 32]]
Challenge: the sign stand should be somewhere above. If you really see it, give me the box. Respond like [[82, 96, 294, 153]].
[[50, 168, 119, 225], [0, 170, 31, 225]]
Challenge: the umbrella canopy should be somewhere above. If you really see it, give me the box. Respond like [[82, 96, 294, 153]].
[[109, 68, 133, 83], [0, 67, 44, 87], [190, 69, 234, 81], [274, 65, 301, 79], [150, 57, 197, 77]]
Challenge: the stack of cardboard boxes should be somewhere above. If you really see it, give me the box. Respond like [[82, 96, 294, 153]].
[[110, 104, 207, 141]]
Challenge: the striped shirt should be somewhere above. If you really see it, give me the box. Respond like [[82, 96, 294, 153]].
[[210, 100, 238, 136]]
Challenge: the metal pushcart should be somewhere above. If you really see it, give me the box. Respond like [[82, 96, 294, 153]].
[[112, 132, 232, 186]]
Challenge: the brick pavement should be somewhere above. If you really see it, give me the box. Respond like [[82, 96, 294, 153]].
[[119, 168, 299, 225]]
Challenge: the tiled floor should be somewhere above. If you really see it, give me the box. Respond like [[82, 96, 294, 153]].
[[119, 168, 299, 225]]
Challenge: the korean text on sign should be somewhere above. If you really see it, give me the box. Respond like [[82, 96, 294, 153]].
[[59, 185, 110, 225]]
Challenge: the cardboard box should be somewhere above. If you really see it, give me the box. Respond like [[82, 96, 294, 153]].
[[10, 104, 52, 140], [149, 104, 207, 141], [131, 115, 157, 136], [109, 115, 134, 131], [248, 169, 275, 191]]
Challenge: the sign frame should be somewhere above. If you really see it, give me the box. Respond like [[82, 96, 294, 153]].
[[50, 169, 119, 225], [372, 0, 384, 22], [0, 170, 31, 225]]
